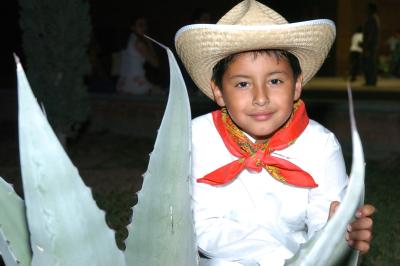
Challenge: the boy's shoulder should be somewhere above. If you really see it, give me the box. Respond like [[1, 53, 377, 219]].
[[297, 119, 341, 152], [305, 119, 335, 136], [191, 112, 220, 143], [191, 112, 214, 130]]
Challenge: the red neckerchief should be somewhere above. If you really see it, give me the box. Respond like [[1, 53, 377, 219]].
[[197, 100, 317, 188]]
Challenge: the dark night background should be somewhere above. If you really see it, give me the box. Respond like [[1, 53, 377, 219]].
[[1, 1, 400, 265], [2, 0, 400, 91], [1, 0, 340, 92]]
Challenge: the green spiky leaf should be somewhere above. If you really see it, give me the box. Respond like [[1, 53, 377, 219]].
[[124, 41, 198, 266], [16, 58, 126, 266], [0, 178, 31, 266], [285, 85, 364, 266]]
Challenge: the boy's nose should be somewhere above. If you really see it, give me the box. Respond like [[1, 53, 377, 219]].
[[252, 85, 269, 106]]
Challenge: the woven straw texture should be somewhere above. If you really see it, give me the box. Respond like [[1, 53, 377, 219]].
[[175, 0, 336, 100]]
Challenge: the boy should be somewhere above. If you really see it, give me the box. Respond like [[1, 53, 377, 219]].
[[175, 1, 375, 265]]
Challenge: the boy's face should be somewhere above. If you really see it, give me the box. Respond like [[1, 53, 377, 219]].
[[211, 51, 302, 143]]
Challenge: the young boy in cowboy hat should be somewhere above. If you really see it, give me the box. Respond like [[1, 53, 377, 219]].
[[175, 0, 375, 265]]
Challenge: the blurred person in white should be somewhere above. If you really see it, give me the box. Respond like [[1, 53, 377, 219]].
[[117, 16, 159, 95], [349, 25, 363, 82]]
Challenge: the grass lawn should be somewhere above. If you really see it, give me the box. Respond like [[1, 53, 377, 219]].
[[361, 156, 400, 265]]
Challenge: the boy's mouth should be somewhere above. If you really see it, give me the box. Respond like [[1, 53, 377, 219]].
[[249, 112, 274, 121]]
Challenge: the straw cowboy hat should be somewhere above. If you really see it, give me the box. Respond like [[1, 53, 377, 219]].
[[175, 0, 336, 100]]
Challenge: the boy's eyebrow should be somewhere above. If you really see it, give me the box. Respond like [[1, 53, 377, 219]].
[[227, 74, 252, 79], [227, 71, 290, 79], [266, 70, 291, 76]]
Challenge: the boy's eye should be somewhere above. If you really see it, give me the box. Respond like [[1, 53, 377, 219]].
[[270, 79, 282, 85], [236, 81, 249, 88]]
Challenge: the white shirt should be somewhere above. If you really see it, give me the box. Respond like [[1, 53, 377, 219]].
[[191, 112, 348, 266], [350, 32, 363, 53]]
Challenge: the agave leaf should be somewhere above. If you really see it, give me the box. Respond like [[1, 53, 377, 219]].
[[16, 58, 126, 266], [285, 84, 365, 266], [0, 177, 31, 266], [124, 41, 198, 266]]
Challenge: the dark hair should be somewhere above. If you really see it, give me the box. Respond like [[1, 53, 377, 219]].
[[211, 50, 302, 89], [368, 2, 378, 14]]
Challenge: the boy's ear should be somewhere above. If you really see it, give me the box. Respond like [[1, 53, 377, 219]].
[[293, 75, 303, 101], [211, 81, 226, 107]]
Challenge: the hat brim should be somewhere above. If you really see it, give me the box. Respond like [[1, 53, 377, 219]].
[[175, 19, 336, 100]]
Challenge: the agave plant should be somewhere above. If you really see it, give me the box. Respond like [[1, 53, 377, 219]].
[[284, 84, 365, 266], [0, 41, 364, 266], [0, 43, 197, 266]]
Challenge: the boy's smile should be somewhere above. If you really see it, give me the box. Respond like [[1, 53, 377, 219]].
[[211, 51, 302, 143]]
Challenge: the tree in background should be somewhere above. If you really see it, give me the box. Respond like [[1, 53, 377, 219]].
[[18, 0, 91, 146]]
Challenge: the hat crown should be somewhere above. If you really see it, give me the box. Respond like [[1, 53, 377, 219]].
[[175, 0, 336, 100], [218, 0, 288, 26]]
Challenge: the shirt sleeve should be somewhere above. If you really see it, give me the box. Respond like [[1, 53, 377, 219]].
[[306, 133, 349, 238]]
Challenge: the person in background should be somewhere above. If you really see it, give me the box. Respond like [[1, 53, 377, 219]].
[[192, 7, 212, 24], [117, 16, 160, 95], [387, 30, 400, 77], [182, 8, 214, 96], [362, 2, 380, 86], [349, 25, 363, 82]]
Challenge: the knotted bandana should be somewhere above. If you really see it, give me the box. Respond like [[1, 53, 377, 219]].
[[197, 100, 317, 188]]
